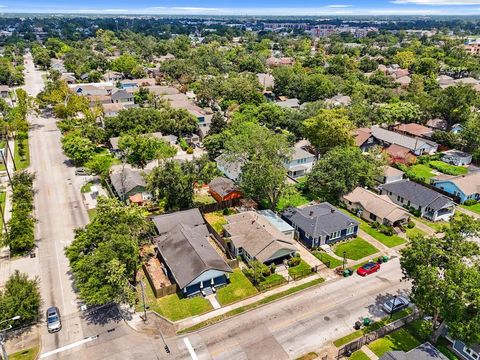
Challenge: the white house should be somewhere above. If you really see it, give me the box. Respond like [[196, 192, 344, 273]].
[[285, 147, 316, 179], [441, 149, 472, 166]]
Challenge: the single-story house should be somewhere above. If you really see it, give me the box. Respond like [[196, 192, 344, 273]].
[[342, 187, 410, 227], [276, 97, 300, 109], [111, 89, 134, 104], [441, 149, 472, 166], [325, 94, 351, 107], [372, 126, 438, 155], [426, 118, 448, 132], [431, 172, 480, 204], [285, 147, 316, 179], [102, 71, 123, 82], [208, 177, 242, 202], [0, 85, 9, 99], [257, 73, 275, 90], [385, 144, 417, 165], [353, 128, 379, 152], [109, 164, 150, 201], [450, 339, 480, 360], [102, 103, 125, 117], [224, 211, 297, 264], [378, 165, 404, 184], [393, 123, 434, 139], [281, 203, 359, 248], [379, 180, 456, 221], [152, 208, 232, 297], [258, 209, 295, 239], [380, 342, 449, 360], [215, 154, 244, 181]]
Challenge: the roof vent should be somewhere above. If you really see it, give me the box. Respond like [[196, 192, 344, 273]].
[[331, 209, 335, 213], [309, 211, 314, 216]]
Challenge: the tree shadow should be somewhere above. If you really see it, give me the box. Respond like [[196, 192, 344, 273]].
[[366, 288, 411, 320], [81, 303, 123, 326]]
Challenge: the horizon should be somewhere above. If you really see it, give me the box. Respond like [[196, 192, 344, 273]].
[[5, 0, 480, 16]]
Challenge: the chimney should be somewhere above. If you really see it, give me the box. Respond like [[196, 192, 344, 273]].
[[331, 209, 335, 214], [309, 211, 314, 216]]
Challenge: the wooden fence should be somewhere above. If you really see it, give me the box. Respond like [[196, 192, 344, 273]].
[[198, 198, 242, 214]]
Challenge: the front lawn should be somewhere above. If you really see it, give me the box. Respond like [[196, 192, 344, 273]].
[[409, 164, 436, 183], [333, 237, 379, 261], [193, 193, 216, 205], [87, 208, 97, 220], [288, 259, 313, 279], [81, 181, 94, 193], [256, 273, 287, 291], [367, 328, 421, 357], [461, 203, 480, 215], [9, 346, 39, 360], [140, 278, 212, 321], [429, 160, 468, 176], [312, 251, 343, 269], [204, 210, 228, 234], [413, 215, 448, 232], [349, 350, 370, 360], [406, 227, 426, 239], [216, 269, 258, 305]]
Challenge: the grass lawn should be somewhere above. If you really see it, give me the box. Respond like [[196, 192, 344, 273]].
[[413, 215, 448, 232], [406, 227, 426, 239], [429, 160, 468, 176], [81, 181, 94, 193], [409, 164, 436, 183], [216, 269, 258, 305], [367, 328, 421, 357], [87, 208, 97, 220], [313, 251, 343, 269], [204, 211, 228, 234], [288, 259, 312, 279], [333, 237, 379, 261], [256, 273, 287, 291], [9, 346, 40, 360], [14, 137, 30, 170], [0, 191, 5, 232], [349, 350, 371, 360], [193, 193, 216, 205], [295, 352, 318, 360], [461, 203, 480, 215], [276, 185, 311, 212]]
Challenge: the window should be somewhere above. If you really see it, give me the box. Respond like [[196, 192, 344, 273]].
[[465, 347, 479, 360], [369, 213, 377, 221], [346, 226, 355, 235], [330, 230, 341, 239]]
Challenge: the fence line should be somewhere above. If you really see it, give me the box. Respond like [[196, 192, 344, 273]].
[[198, 198, 242, 214]]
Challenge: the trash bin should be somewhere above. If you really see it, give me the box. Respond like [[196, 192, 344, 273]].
[[343, 269, 350, 277], [354, 321, 362, 330], [377, 257, 384, 264], [348, 269, 353, 276], [363, 317, 371, 326], [383, 255, 389, 262]]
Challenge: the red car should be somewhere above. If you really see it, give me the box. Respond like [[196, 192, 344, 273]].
[[357, 262, 380, 276]]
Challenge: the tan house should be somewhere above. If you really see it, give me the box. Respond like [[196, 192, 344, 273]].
[[342, 187, 410, 227]]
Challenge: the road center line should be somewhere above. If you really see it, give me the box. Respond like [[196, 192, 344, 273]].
[[39, 335, 98, 358], [183, 337, 199, 360]]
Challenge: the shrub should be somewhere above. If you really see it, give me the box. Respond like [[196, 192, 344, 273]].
[[406, 220, 415, 229], [371, 221, 380, 229], [186, 147, 194, 154], [178, 137, 188, 151], [270, 263, 276, 273], [378, 224, 394, 236], [288, 255, 301, 267], [464, 199, 478, 206]]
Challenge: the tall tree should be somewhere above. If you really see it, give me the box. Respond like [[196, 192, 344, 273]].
[[208, 112, 227, 135], [118, 134, 176, 168]]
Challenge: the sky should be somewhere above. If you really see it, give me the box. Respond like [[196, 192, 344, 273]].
[[5, 0, 480, 16]]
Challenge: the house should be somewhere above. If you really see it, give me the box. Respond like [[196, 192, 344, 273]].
[[0, 85, 9, 98], [385, 144, 417, 165], [379, 180, 456, 221], [281, 203, 359, 248], [111, 89, 134, 105], [285, 147, 316, 179], [60, 73, 76, 84], [431, 172, 480, 204], [372, 126, 438, 155], [426, 118, 448, 132], [325, 94, 351, 107], [393, 123, 434, 139], [378, 165, 405, 184], [380, 342, 449, 360], [152, 208, 232, 297], [224, 211, 297, 264], [258, 209, 295, 239], [353, 128, 379, 152], [208, 177, 242, 202], [215, 154, 244, 181], [266, 56, 294, 67], [450, 339, 480, 360], [257, 73, 275, 90], [102, 71, 123, 82], [276, 97, 300, 109], [450, 123, 463, 134], [109, 165, 150, 201], [102, 103, 125, 117], [119, 78, 156, 89], [441, 149, 472, 166], [342, 187, 410, 227]]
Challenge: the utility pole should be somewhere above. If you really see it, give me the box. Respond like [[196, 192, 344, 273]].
[[1, 151, 12, 187], [342, 251, 347, 270], [0, 315, 21, 360], [139, 278, 147, 322], [4, 134, 15, 172]]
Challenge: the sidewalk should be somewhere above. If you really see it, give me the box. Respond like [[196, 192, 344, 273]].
[[411, 218, 437, 237]]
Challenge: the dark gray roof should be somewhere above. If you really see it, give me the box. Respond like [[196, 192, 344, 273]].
[[109, 166, 147, 196], [111, 89, 132, 100], [151, 208, 205, 235], [380, 342, 449, 360], [153, 209, 232, 289], [380, 180, 453, 211], [282, 202, 359, 238], [208, 177, 239, 198]]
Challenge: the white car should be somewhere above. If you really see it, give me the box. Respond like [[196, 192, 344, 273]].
[[382, 295, 410, 314], [46, 306, 62, 333]]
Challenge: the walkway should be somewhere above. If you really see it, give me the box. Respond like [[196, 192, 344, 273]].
[[361, 345, 379, 360], [358, 229, 390, 253], [293, 239, 324, 267], [411, 218, 437, 237]]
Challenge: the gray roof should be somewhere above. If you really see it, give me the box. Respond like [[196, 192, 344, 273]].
[[155, 219, 232, 289], [291, 147, 315, 161], [111, 89, 132, 100], [208, 177, 239, 198], [380, 180, 453, 211], [442, 149, 471, 159], [282, 203, 359, 238], [109, 166, 147, 197], [152, 208, 205, 235], [380, 342, 449, 360], [371, 126, 437, 151]]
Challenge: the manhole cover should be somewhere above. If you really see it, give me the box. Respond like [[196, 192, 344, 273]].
[[324, 316, 330, 321]]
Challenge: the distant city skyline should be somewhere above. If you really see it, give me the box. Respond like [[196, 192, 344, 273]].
[[4, 0, 480, 15]]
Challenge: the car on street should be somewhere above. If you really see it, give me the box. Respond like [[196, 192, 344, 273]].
[[382, 295, 410, 314], [46, 306, 62, 333], [356, 262, 380, 276], [75, 168, 88, 176]]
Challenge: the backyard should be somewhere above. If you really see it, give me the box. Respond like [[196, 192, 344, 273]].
[[406, 160, 468, 184], [216, 269, 258, 305], [276, 184, 311, 211], [204, 210, 229, 234], [333, 237, 379, 261], [367, 328, 421, 357]]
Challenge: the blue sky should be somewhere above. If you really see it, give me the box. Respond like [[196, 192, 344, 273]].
[[5, 0, 480, 15]]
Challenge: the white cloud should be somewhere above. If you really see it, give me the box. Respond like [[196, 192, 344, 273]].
[[392, 0, 480, 5]]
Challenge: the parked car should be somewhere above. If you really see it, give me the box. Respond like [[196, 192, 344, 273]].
[[383, 295, 410, 314], [75, 168, 88, 176], [46, 306, 61, 333], [356, 262, 380, 276]]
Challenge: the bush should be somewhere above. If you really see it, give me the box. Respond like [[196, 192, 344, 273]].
[[464, 199, 478, 206], [243, 260, 272, 285], [371, 221, 380, 229], [178, 137, 188, 151], [270, 263, 276, 273], [406, 220, 415, 229], [288, 255, 301, 267], [186, 147, 194, 154], [429, 160, 468, 176], [378, 224, 394, 236]]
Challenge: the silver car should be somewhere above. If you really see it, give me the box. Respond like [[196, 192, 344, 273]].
[[382, 296, 410, 314], [46, 306, 61, 333]]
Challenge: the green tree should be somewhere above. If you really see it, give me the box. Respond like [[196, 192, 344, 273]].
[[84, 155, 114, 180], [302, 109, 355, 156], [65, 197, 151, 305], [118, 134, 176, 168], [61, 132, 96, 165], [377, 101, 423, 125], [400, 214, 480, 344], [306, 146, 384, 201], [111, 54, 140, 77], [436, 85, 478, 127], [208, 112, 227, 135], [394, 50, 416, 69]]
